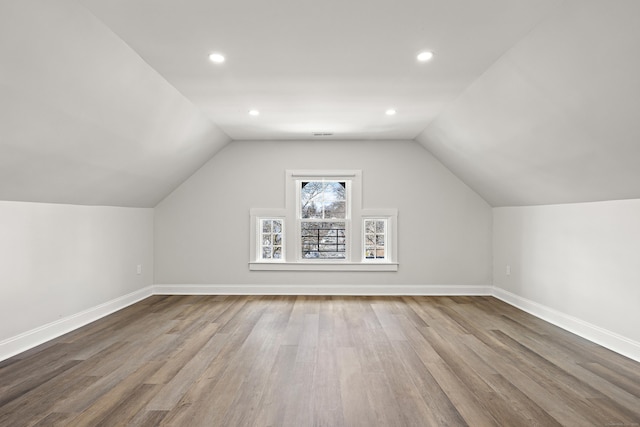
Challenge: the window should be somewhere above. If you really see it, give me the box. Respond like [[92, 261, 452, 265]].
[[249, 170, 397, 271], [299, 180, 348, 260], [364, 218, 387, 261], [259, 218, 284, 261]]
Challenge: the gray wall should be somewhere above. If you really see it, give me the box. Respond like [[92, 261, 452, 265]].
[[493, 200, 640, 344], [0, 201, 154, 342], [155, 140, 492, 286]]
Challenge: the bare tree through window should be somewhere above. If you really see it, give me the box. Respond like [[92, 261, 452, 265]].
[[300, 181, 347, 259]]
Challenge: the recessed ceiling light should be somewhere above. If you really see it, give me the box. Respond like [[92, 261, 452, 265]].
[[417, 51, 434, 62], [385, 109, 397, 116], [249, 109, 260, 116], [208, 53, 225, 63]]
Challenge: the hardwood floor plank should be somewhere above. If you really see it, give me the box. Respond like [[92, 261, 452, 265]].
[[145, 331, 227, 411], [0, 295, 638, 426], [251, 344, 298, 427], [424, 359, 501, 426], [0, 360, 81, 408], [579, 361, 640, 399], [392, 340, 467, 426], [93, 383, 159, 427], [62, 361, 163, 426], [336, 346, 377, 427], [312, 337, 345, 427], [460, 333, 600, 427]]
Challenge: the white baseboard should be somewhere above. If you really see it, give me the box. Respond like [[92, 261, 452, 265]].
[[3, 284, 638, 364], [0, 286, 154, 362], [493, 287, 640, 363], [153, 284, 493, 296]]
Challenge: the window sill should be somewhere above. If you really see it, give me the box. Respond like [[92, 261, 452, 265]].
[[249, 262, 399, 272]]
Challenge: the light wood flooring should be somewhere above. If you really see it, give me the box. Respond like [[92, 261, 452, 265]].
[[1, 295, 639, 426]]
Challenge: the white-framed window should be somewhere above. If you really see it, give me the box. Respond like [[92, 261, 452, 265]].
[[249, 170, 398, 271], [363, 218, 387, 261], [298, 179, 350, 260], [259, 218, 284, 261]]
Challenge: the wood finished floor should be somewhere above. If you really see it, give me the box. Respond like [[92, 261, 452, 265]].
[[1, 296, 639, 426]]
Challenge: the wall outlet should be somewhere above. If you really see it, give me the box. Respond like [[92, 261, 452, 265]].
[[506, 265, 511, 276], [136, 264, 142, 275]]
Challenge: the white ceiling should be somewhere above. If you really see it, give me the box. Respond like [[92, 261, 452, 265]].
[[80, 0, 560, 140], [2, 0, 639, 208], [416, 0, 640, 206], [0, 0, 230, 207]]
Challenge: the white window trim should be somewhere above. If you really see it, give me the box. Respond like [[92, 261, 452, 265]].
[[249, 209, 287, 263], [297, 178, 351, 262], [361, 210, 398, 263], [249, 170, 398, 271]]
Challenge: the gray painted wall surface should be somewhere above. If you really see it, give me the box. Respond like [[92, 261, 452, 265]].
[[494, 200, 640, 343], [155, 140, 492, 286], [0, 201, 154, 341]]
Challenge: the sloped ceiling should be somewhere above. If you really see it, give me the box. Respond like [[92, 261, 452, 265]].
[[79, 0, 558, 141], [2, 0, 639, 208], [416, 0, 640, 206], [0, 0, 231, 207]]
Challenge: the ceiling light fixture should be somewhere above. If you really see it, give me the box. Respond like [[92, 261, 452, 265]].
[[385, 109, 397, 116], [249, 109, 260, 116], [417, 51, 434, 62], [208, 53, 225, 63]]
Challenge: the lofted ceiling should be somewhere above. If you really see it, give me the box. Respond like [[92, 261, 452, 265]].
[[416, 0, 640, 206], [0, 0, 230, 207], [1, 0, 639, 208], [79, 0, 560, 141]]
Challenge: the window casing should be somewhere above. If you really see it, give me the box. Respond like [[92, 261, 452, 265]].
[[249, 170, 397, 271]]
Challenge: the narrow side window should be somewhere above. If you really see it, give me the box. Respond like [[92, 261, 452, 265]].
[[259, 218, 284, 261], [363, 218, 387, 261]]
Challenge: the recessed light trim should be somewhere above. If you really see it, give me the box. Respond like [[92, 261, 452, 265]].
[[385, 109, 397, 116], [417, 51, 434, 62], [209, 53, 225, 63], [249, 109, 260, 116]]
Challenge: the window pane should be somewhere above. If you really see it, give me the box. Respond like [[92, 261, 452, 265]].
[[300, 181, 347, 219], [325, 181, 346, 200], [301, 222, 317, 233], [365, 221, 375, 233], [258, 218, 284, 262], [300, 182, 324, 219], [364, 219, 387, 261], [301, 220, 346, 260], [325, 201, 346, 219]]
